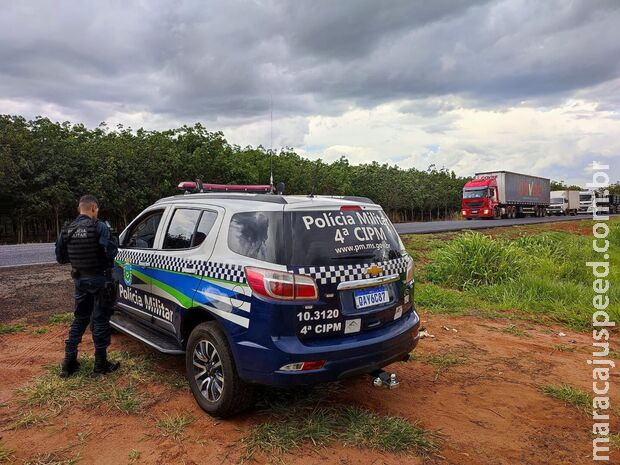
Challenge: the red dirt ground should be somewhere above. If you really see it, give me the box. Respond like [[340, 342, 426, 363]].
[[0, 264, 617, 465]]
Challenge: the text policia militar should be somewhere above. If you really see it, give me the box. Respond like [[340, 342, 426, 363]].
[[587, 162, 614, 461], [301, 210, 390, 244]]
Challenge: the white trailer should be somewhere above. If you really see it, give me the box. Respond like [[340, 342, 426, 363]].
[[547, 190, 579, 215]]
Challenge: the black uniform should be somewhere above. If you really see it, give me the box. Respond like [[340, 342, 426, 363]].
[[55, 214, 118, 361]]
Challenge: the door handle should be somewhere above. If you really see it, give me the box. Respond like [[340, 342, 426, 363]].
[[182, 267, 196, 274], [138, 261, 150, 267]]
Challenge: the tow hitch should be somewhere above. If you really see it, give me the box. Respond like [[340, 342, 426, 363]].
[[370, 369, 400, 389]]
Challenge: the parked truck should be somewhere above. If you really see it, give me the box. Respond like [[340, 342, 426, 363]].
[[461, 171, 550, 220], [579, 190, 597, 215], [609, 194, 620, 214], [546, 190, 579, 216]]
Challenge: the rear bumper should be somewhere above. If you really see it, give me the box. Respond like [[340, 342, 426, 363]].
[[232, 309, 420, 386]]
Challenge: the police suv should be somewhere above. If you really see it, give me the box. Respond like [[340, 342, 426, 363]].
[[111, 182, 420, 417]]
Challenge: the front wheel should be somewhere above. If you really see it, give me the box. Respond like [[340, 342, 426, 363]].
[[186, 322, 255, 417]]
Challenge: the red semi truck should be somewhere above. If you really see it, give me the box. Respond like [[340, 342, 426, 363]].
[[461, 171, 550, 220]]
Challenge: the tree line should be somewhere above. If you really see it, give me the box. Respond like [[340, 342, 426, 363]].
[[0, 114, 611, 244]]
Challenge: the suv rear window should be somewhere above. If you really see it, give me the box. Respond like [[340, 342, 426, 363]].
[[228, 209, 403, 266], [288, 209, 403, 266]]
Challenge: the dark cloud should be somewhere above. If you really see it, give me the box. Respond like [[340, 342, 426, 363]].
[[0, 0, 619, 124]]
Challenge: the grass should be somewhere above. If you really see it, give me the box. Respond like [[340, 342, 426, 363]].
[[16, 350, 181, 416], [426, 231, 523, 289], [96, 384, 142, 414], [48, 313, 74, 324], [0, 324, 26, 335], [340, 407, 436, 454], [7, 410, 50, 430], [246, 408, 337, 455], [540, 384, 591, 412], [552, 344, 577, 353], [502, 324, 527, 337], [156, 413, 194, 440], [128, 450, 141, 464], [405, 218, 620, 331], [409, 352, 467, 380], [0, 442, 15, 464], [608, 349, 620, 359], [33, 328, 48, 336], [23, 453, 79, 465], [243, 405, 436, 460]]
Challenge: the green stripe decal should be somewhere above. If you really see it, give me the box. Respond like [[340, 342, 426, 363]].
[[131, 269, 193, 308]]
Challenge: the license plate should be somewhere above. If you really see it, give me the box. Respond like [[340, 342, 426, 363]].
[[354, 286, 389, 309], [472, 210, 478, 214]]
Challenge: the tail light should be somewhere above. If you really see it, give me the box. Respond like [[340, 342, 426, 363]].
[[405, 258, 414, 284], [340, 205, 362, 211], [245, 267, 319, 301]]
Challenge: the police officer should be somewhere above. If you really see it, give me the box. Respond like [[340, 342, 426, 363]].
[[55, 195, 120, 377]]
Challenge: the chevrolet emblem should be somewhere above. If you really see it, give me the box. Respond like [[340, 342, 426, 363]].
[[366, 264, 383, 277]]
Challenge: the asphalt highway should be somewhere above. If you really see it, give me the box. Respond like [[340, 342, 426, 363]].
[[0, 214, 603, 267], [393, 213, 598, 234]]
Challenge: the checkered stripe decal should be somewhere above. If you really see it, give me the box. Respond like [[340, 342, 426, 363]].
[[294, 255, 411, 285], [116, 249, 246, 284]]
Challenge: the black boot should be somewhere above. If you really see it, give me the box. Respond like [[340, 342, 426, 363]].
[[60, 353, 80, 378], [92, 352, 120, 376]]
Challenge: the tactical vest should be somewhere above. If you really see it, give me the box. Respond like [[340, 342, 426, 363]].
[[62, 217, 107, 272]]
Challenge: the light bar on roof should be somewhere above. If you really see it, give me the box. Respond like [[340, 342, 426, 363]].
[[177, 181, 273, 194]]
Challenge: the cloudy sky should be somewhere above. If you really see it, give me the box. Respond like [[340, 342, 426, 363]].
[[1, 0, 619, 185]]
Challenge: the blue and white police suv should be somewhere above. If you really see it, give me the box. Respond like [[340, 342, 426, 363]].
[[111, 182, 420, 417]]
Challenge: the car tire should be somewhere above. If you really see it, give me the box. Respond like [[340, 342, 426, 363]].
[[186, 321, 254, 418]]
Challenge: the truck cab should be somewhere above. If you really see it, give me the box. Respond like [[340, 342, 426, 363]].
[[462, 171, 550, 219], [461, 178, 499, 219], [546, 196, 566, 215], [579, 190, 595, 214]]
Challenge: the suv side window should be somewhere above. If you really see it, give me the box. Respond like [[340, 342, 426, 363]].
[[163, 209, 219, 250], [125, 210, 164, 249], [193, 210, 218, 247], [228, 211, 283, 263], [163, 209, 201, 250]]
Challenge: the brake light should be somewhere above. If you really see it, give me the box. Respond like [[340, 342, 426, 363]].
[[245, 267, 319, 301], [340, 205, 362, 211]]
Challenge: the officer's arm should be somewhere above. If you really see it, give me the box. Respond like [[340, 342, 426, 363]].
[[97, 222, 119, 265], [55, 232, 69, 264]]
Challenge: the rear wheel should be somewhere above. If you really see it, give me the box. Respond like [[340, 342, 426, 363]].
[[186, 322, 254, 417]]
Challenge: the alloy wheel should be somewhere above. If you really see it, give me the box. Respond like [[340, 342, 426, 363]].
[[192, 340, 224, 402]]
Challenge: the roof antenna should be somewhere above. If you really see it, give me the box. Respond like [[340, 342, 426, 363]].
[[269, 93, 274, 190], [309, 162, 319, 198]]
